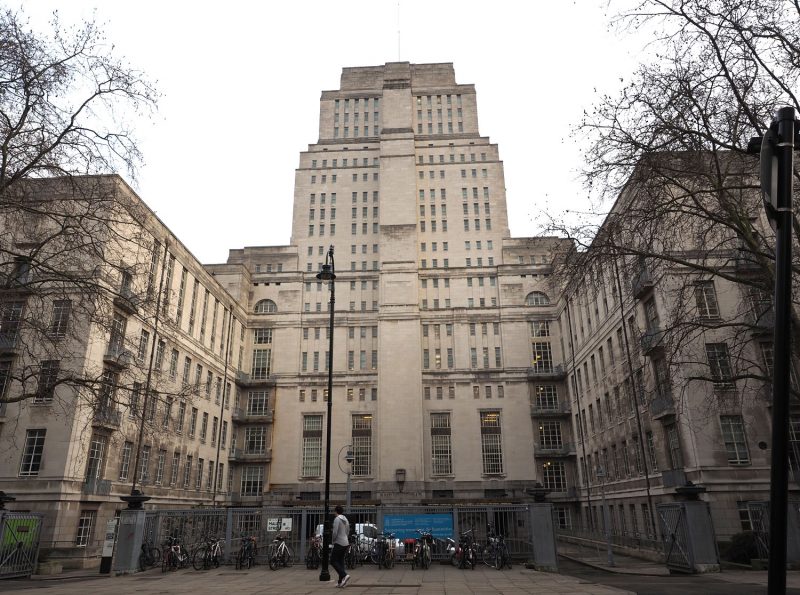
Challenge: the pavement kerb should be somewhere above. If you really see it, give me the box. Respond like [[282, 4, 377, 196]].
[[558, 552, 671, 576]]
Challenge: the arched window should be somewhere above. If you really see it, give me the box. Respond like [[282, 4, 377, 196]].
[[254, 299, 277, 314], [526, 291, 550, 306]]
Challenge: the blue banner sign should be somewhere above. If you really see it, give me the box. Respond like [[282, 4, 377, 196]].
[[382, 513, 454, 540]]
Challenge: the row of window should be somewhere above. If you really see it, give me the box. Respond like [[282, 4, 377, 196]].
[[310, 156, 379, 168], [417, 151, 487, 164], [310, 172, 379, 184], [308, 222, 382, 237]]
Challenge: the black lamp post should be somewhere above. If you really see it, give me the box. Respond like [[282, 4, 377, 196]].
[[316, 246, 336, 582]]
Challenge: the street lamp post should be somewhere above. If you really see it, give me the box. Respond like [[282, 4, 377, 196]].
[[338, 444, 354, 514], [596, 466, 614, 567], [317, 246, 336, 582]]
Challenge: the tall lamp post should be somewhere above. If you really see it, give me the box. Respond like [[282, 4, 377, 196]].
[[338, 445, 354, 514], [317, 246, 336, 582]]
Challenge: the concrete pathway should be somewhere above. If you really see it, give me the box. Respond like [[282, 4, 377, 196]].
[[0, 563, 633, 595]]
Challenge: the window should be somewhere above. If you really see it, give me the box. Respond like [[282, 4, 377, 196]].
[[241, 465, 264, 496], [49, 300, 71, 338], [695, 281, 720, 318], [254, 299, 277, 314], [539, 420, 563, 449], [665, 423, 684, 469], [252, 348, 272, 379], [480, 411, 504, 474], [245, 426, 267, 454], [19, 429, 46, 476], [247, 390, 269, 415], [431, 412, 452, 474], [352, 414, 373, 477], [75, 511, 96, 547], [720, 415, 750, 464], [85, 435, 107, 480], [542, 461, 567, 491], [139, 445, 151, 484], [531, 342, 554, 372], [530, 321, 550, 337], [706, 343, 735, 386], [35, 360, 59, 403], [302, 415, 323, 476], [118, 441, 133, 481], [526, 291, 550, 306]]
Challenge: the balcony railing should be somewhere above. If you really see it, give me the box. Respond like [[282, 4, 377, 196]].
[[113, 287, 139, 314], [631, 267, 655, 299], [650, 391, 675, 420], [92, 407, 121, 428], [103, 344, 132, 368], [231, 407, 274, 423], [526, 364, 566, 380], [530, 401, 571, 417], [235, 371, 276, 386], [661, 468, 687, 488], [229, 447, 272, 462], [533, 442, 576, 457], [82, 478, 112, 496], [640, 327, 665, 355]]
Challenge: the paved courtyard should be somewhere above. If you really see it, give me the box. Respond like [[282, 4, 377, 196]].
[[0, 563, 632, 595]]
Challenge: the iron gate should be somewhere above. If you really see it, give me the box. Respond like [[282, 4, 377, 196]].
[[657, 502, 692, 572], [746, 501, 770, 560], [0, 512, 43, 579]]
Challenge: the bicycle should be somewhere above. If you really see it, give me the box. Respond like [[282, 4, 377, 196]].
[[411, 529, 432, 570], [192, 535, 223, 570], [370, 532, 396, 569], [161, 534, 189, 572], [138, 537, 161, 571], [235, 534, 257, 570], [453, 529, 477, 570], [345, 532, 359, 569], [268, 534, 293, 570], [306, 534, 322, 569]]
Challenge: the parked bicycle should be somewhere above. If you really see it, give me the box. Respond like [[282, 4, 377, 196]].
[[306, 533, 322, 569], [138, 536, 161, 571], [345, 532, 360, 569], [452, 529, 477, 570], [235, 534, 257, 570], [161, 534, 189, 572], [371, 532, 396, 569], [192, 534, 223, 570], [411, 528, 433, 570], [481, 524, 512, 570], [268, 534, 293, 570]]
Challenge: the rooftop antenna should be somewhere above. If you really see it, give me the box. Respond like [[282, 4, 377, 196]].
[[397, 1, 401, 60]]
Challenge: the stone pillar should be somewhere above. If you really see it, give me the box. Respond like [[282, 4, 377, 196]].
[[112, 509, 146, 574], [786, 502, 800, 566], [681, 501, 720, 573], [529, 503, 558, 572]]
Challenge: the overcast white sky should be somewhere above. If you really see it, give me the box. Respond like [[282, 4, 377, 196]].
[[20, 0, 641, 264]]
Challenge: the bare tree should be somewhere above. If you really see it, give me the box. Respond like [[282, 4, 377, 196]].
[[0, 9, 175, 427], [549, 0, 800, 410]]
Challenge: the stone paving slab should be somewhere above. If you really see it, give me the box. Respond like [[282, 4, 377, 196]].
[[0, 563, 633, 595]]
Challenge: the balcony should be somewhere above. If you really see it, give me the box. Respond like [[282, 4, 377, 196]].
[[533, 442, 576, 458], [228, 447, 272, 462], [661, 468, 687, 488], [526, 364, 566, 380], [231, 407, 274, 423], [113, 287, 139, 315], [235, 371, 276, 387], [103, 344, 132, 369], [92, 407, 121, 429], [640, 327, 665, 356], [530, 401, 571, 417], [650, 391, 676, 420], [631, 266, 655, 300], [0, 332, 19, 353], [82, 478, 112, 496]]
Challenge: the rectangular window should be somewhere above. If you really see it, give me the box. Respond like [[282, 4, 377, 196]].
[[720, 415, 750, 464], [245, 426, 267, 454], [695, 281, 720, 318], [302, 415, 323, 476], [706, 343, 734, 386], [119, 441, 133, 481], [480, 411, 504, 474], [75, 511, 96, 547], [240, 465, 264, 496], [542, 461, 567, 491], [431, 412, 452, 474], [50, 300, 72, 338], [85, 434, 107, 480], [531, 342, 554, 372], [19, 429, 46, 476], [352, 414, 373, 477], [35, 360, 60, 403]]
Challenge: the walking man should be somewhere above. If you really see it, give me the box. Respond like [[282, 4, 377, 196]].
[[330, 505, 351, 588]]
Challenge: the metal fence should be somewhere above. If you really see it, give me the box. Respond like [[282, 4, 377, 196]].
[[0, 512, 43, 579], [139, 504, 536, 565]]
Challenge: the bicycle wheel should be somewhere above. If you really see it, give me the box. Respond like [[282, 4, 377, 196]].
[[161, 550, 168, 573], [235, 548, 243, 570], [493, 549, 503, 570], [384, 549, 395, 569], [192, 546, 207, 570], [150, 547, 161, 567], [138, 551, 147, 572], [283, 547, 293, 567], [269, 553, 279, 571], [422, 545, 431, 570], [482, 546, 492, 568]]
